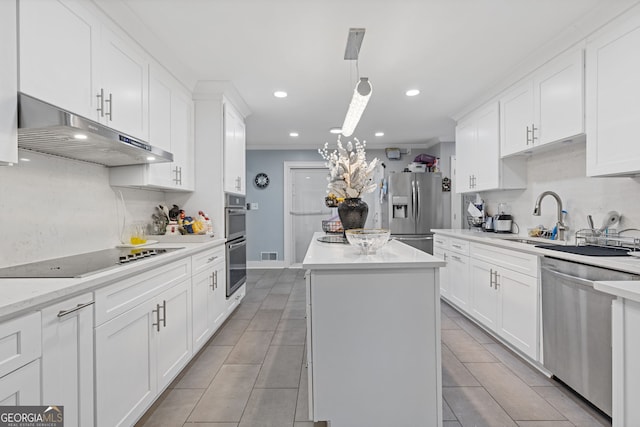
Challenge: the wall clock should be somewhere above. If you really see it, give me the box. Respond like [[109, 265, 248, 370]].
[[254, 172, 270, 189]]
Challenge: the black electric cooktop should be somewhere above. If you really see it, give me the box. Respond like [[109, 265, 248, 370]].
[[0, 247, 182, 278], [535, 244, 632, 257]]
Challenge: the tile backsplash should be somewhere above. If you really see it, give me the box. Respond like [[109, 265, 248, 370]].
[[479, 141, 640, 240], [0, 150, 166, 268]]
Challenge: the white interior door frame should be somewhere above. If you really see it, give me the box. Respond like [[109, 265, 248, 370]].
[[283, 161, 327, 267]]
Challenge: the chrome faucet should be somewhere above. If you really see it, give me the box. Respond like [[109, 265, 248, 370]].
[[533, 191, 566, 241]]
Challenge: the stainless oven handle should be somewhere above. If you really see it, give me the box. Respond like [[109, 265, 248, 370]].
[[226, 208, 246, 215], [541, 266, 595, 288], [228, 240, 247, 250]]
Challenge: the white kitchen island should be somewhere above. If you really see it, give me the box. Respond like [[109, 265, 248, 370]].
[[302, 232, 445, 427]]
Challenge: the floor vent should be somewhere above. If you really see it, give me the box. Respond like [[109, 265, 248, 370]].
[[261, 252, 278, 261]]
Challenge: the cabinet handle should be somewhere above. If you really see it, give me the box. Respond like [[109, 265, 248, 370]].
[[531, 123, 538, 143], [177, 167, 182, 185], [452, 244, 462, 249], [526, 126, 531, 145], [152, 304, 161, 332], [209, 272, 215, 290], [451, 255, 462, 262], [489, 268, 494, 288], [214, 270, 218, 289], [96, 88, 105, 117], [207, 256, 218, 263], [105, 93, 113, 121], [160, 300, 167, 328], [57, 301, 94, 318], [443, 253, 447, 261], [494, 272, 500, 290]]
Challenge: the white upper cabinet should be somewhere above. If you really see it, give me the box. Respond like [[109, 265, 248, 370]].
[[456, 102, 526, 193], [19, 0, 149, 141], [0, 0, 17, 165], [586, 7, 640, 176], [500, 47, 584, 157], [98, 26, 149, 140], [110, 64, 194, 191], [223, 102, 246, 195], [19, 0, 99, 120], [500, 81, 535, 157]]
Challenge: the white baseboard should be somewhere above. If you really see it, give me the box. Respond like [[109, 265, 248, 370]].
[[247, 260, 287, 269]]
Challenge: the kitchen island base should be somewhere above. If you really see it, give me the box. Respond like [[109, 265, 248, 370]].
[[303, 234, 444, 427]]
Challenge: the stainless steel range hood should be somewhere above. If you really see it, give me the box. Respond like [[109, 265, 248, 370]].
[[17, 93, 173, 167]]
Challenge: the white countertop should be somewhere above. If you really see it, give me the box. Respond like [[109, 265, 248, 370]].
[[0, 238, 226, 321], [594, 281, 640, 303], [303, 232, 445, 270], [432, 229, 640, 275]]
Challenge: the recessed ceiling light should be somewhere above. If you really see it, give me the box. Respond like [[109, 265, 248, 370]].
[[375, 132, 385, 137], [329, 127, 342, 134], [19, 158, 31, 162], [74, 133, 88, 140], [289, 132, 299, 137], [274, 91, 288, 98], [405, 89, 420, 97], [146, 156, 156, 161]]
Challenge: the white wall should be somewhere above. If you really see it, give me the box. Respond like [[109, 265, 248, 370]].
[[0, 150, 168, 268], [479, 141, 640, 239]]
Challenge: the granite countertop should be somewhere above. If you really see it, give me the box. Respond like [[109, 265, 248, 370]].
[[303, 232, 445, 270], [0, 238, 226, 321], [432, 229, 640, 275]]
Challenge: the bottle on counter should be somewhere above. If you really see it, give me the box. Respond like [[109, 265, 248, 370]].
[[199, 211, 214, 235]]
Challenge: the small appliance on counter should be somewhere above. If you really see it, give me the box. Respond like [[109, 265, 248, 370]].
[[494, 214, 513, 233], [493, 203, 514, 233]]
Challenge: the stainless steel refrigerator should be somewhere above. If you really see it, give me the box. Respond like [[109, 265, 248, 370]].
[[388, 172, 443, 254]]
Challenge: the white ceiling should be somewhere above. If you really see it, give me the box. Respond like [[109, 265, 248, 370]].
[[94, 0, 636, 150]]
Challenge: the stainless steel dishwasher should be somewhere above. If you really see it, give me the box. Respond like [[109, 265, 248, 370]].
[[541, 257, 640, 417]]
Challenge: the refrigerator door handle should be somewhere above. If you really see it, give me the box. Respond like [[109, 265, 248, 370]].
[[416, 179, 421, 226], [411, 180, 417, 219]]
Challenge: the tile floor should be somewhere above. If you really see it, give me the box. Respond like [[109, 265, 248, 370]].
[[136, 268, 612, 427]]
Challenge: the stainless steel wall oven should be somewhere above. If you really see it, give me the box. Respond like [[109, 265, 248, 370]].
[[225, 193, 247, 297]]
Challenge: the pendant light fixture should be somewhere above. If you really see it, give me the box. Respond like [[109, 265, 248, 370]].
[[341, 77, 372, 137], [340, 28, 372, 137]]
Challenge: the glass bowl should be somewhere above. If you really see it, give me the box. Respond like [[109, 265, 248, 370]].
[[345, 229, 391, 254]]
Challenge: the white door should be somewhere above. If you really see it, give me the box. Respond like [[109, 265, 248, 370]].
[[290, 167, 331, 264]]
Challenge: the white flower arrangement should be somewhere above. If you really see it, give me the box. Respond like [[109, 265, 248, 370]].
[[318, 136, 379, 199]]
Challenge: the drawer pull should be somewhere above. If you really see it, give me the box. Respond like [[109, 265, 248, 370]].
[[57, 301, 94, 318], [452, 244, 462, 249], [207, 256, 219, 263]]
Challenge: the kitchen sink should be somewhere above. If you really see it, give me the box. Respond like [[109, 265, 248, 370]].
[[501, 237, 547, 245]]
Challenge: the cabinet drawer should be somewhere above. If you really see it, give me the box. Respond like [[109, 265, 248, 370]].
[[433, 235, 449, 249], [449, 238, 470, 255], [94, 258, 191, 326], [0, 312, 41, 378], [192, 246, 225, 275], [471, 243, 538, 277]]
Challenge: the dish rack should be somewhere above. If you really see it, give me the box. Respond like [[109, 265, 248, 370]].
[[575, 229, 640, 252]]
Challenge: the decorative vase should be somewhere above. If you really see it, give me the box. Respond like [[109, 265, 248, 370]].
[[338, 198, 369, 233]]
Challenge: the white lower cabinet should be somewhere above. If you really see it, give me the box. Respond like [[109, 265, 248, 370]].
[[448, 250, 470, 311], [192, 249, 226, 352], [435, 234, 540, 361], [41, 293, 94, 427], [0, 360, 41, 405], [94, 259, 192, 427], [469, 258, 500, 330], [0, 311, 41, 405], [433, 246, 450, 298], [469, 243, 538, 360], [95, 297, 157, 427]]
